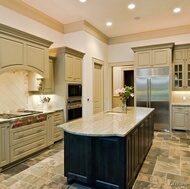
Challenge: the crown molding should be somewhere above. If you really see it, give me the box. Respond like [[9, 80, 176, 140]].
[[108, 25, 190, 45], [0, 0, 64, 33], [0, 23, 53, 47], [64, 21, 108, 44], [1, 0, 108, 44], [1, 0, 190, 46]]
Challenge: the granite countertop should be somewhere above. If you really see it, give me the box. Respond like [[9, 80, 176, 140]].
[[57, 107, 154, 137], [0, 108, 63, 123]]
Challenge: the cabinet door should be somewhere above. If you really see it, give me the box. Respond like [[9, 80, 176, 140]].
[[0, 123, 10, 167], [42, 58, 54, 93], [138, 123, 145, 164], [65, 54, 74, 81], [186, 49, 190, 62], [131, 128, 139, 177], [95, 137, 125, 189], [136, 51, 152, 68], [173, 63, 184, 90], [153, 49, 170, 67], [173, 110, 188, 130], [185, 61, 190, 89], [64, 132, 92, 184], [0, 37, 24, 69], [173, 49, 184, 63], [26, 43, 47, 76], [47, 114, 54, 146], [73, 57, 82, 82]]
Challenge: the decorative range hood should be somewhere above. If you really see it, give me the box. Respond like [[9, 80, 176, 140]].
[[0, 23, 53, 77]]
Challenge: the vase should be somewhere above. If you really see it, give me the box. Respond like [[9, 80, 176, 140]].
[[121, 99, 127, 112], [42, 102, 49, 110]]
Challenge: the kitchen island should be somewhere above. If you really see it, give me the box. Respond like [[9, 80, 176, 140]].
[[58, 107, 154, 189]]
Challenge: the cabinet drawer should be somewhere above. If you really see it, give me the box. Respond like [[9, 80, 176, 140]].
[[54, 111, 63, 121], [54, 119, 62, 127], [173, 106, 188, 111], [10, 135, 47, 162], [10, 122, 46, 146], [54, 130, 63, 141]]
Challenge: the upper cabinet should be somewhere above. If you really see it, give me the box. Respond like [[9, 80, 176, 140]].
[[132, 43, 174, 69], [173, 44, 190, 91], [49, 46, 85, 83], [65, 54, 82, 82], [0, 24, 53, 77], [28, 56, 55, 93]]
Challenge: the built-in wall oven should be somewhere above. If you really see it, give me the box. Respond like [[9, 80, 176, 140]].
[[66, 98, 82, 122], [66, 83, 82, 122]]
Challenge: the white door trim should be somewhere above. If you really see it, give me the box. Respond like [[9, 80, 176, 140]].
[[92, 58, 104, 113]]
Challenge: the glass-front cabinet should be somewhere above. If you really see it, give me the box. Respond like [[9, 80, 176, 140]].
[[173, 44, 190, 91]]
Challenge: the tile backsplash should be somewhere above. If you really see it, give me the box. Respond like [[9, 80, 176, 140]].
[[0, 70, 60, 112], [0, 70, 29, 112], [172, 91, 190, 103]]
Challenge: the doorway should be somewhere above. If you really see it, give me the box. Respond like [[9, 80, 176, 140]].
[[124, 70, 134, 106], [93, 58, 104, 114], [112, 66, 134, 108]]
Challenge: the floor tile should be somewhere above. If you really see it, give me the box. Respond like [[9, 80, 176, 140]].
[[0, 132, 190, 189]]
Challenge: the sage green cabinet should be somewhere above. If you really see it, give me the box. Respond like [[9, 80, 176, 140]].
[[172, 106, 189, 130], [53, 110, 64, 142], [65, 54, 82, 82], [173, 44, 190, 90], [0, 122, 10, 169], [0, 23, 52, 77], [28, 57, 54, 93], [132, 43, 174, 69], [47, 113, 54, 146]]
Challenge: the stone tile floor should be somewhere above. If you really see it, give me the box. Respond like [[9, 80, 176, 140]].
[[0, 131, 190, 189]]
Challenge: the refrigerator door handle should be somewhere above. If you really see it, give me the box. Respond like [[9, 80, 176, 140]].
[[149, 79, 151, 108], [147, 79, 149, 107]]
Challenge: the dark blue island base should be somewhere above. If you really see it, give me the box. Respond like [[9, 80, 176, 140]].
[[64, 112, 154, 189]]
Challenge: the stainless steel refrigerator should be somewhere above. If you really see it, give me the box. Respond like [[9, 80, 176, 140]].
[[136, 67, 170, 131]]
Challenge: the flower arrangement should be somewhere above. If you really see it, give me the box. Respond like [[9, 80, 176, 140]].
[[40, 96, 51, 103], [115, 86, 134, 107]]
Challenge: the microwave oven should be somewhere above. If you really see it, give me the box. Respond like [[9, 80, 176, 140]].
[[67, 83, 82, 98]]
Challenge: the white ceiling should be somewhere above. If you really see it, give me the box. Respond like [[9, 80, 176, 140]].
[[20, 0, 190, 38]]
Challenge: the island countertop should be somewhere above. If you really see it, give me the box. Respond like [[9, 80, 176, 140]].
[[58, 106, 154, 137]]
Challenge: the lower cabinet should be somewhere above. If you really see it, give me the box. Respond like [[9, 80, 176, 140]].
[[0, 110, 64, 171], [10, 121, 47, 162], [0, 122, 10, 168], [47, 113, 54, 146], [53, 111, 64, 142], [172, 106, 189, 130], [64, 113, 154, 189], [95, 137, 125, 189], [64, 132, 92, 184]]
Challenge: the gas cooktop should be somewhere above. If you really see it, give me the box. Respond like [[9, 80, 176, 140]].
[[0, 110, 43, 119]]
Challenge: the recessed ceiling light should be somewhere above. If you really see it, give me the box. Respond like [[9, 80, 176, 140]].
[[173, 7, 181, 13], [79, 0, 86, 2], [106, 22, 112, 27], [128, 3, 135, 9]]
